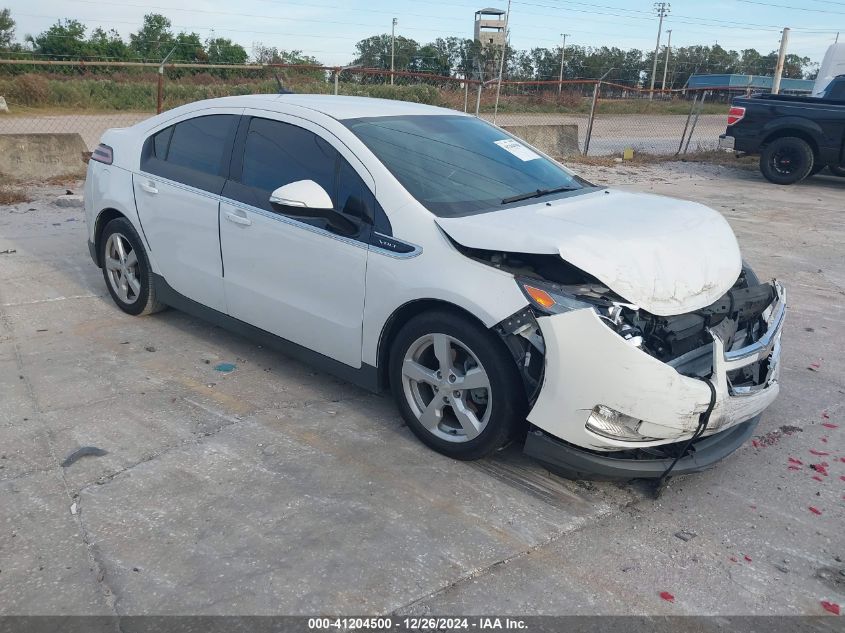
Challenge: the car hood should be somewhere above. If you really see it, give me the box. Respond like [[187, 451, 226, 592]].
[[435, 188, 742, 316]]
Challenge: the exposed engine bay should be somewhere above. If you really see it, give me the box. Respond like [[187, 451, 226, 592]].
[[463, 246, 778, 403]]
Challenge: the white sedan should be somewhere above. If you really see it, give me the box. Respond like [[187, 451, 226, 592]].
[[84, 94, 786, 480]]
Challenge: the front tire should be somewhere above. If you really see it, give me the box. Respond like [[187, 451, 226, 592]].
[[759, 136, 815, 185], [100, 217, 165, 316], [389, 310, 527, 460]]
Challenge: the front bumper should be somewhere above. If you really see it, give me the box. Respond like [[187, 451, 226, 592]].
[[525, 416, 761, 480], [524, 281, 785, 476]]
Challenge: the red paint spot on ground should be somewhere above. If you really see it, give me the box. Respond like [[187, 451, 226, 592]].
[[813, 475, 824, 482], [822, 411, 830, 419], [744, 555, 752, 562], [810, 449, 830, 456], [729, 556, 738, 563], [840, 476, 845, 482], [821, 437, 829, 443], [788, 465, 802, 471], [840, 458, 845, 464], [660, 591, 675, 603], [821, 601, 840, 616], [752, 439, 760, 448], [809, 361, 822, 370], [811, 464, 829, 476], [789, 457, 803, 465], [809, 506, 823, 515], [822, 422, 838, 429]]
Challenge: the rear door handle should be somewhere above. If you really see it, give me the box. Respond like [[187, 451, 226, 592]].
[[225, 210, 252, 226], [140, 181, 158, 194]]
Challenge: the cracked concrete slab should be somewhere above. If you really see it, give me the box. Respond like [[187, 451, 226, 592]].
[[1, 168, 843, 618], [0, 470, 112, 614]]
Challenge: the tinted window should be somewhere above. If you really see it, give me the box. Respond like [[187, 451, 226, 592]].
[[240, 118, 336, 195], [153, 126, 172, 159], [167, 115, 237, 177], [344, 115, 590, 217]]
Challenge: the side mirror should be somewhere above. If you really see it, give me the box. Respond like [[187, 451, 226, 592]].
[[268, 180, 358, 237], [269, 180, 333, 211]]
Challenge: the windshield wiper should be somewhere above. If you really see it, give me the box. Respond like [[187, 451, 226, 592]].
[[501, 185, 578, 205]]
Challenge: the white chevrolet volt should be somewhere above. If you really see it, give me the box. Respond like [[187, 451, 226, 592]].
[[84, 95, 786, 480]]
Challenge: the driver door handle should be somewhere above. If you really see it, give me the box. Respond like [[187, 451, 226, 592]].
[[225, 211, 252, 226], [140, 181, 158, 194]]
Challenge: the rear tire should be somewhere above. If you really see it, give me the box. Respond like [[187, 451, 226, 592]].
[[759, 136, 815, 185], [829, 165, 845, 177], [100, 217, 165, 316], [389, 310, 526, 460]]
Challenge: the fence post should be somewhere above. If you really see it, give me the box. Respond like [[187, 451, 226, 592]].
[[475, 82, 483, 117], [676, 92, 699, 155], [683, 91, 707, 154], [333, 68, 339, 95], [156, 46, 177, 115], [583, 69, 613, 156], [583, 81, 600, 155]]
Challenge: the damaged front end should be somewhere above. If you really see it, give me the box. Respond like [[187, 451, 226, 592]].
[[477, 247, 786, 480]]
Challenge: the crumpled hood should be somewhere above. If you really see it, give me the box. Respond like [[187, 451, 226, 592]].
[[436, 188, 742, 316]]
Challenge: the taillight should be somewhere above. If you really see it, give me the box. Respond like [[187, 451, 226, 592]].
[[727, 106, 746, 126], [91, 143, 113, 165]]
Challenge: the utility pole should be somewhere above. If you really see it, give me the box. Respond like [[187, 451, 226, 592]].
[[390, 17, 397, 85], [557, 33, 570, 95], [771, 27, 790, 95], [661, 29, 672, 91], [492, 0, 511, 124], [649, 2, 670, 100]]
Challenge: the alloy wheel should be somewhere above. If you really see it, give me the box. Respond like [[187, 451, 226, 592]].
[[104, 232, 141, 305], [400, 333, 492, 443]]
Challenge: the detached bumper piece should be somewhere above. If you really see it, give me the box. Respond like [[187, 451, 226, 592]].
[[718, 134, 735, 151], [524, 416, 760, 480]]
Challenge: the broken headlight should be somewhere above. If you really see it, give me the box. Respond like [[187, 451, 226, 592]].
[[586, 405, 660, 442], [516, 277, 643, 347]]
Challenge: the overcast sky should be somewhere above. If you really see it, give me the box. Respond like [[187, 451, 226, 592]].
[[6, 0, 843, 68]]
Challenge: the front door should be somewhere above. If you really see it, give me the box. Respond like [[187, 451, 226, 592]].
[[219, 114, 375, 367]]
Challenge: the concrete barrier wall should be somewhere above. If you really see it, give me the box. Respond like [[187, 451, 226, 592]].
[[0, 133, 88, 181], [501, 124, 580, 158]]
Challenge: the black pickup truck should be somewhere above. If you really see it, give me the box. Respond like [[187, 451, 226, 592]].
[[719, 75, 845, 184]]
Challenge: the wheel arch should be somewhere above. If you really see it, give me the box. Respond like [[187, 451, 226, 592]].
[[761, 126, 821, 159], [92, 208, 129, 267], [375, 298, 493, 390]]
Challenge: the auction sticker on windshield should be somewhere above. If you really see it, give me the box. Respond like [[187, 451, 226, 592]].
[[494, 138, 540, 161]]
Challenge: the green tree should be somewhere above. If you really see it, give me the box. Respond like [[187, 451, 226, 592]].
[[206, 37, 248, 64], [87, 27, 130, 60], [0, 8, 15, 50], [129, 13, 174, 61], [172, 31, 206, 63], [353, 34, 419, 72], [27, 19, 87, 59]]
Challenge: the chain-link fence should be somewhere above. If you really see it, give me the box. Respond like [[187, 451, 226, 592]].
[[0, 60, 733, 165]]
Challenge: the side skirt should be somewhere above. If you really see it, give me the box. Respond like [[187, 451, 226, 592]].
[[152, 274, 382, 393]]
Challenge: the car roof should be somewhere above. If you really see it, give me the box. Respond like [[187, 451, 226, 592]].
[[190, 94, 466, 121]]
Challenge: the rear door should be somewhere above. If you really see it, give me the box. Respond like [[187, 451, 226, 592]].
[[134, 110, 240, 313]]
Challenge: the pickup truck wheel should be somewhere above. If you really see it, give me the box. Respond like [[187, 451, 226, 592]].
[[760, 137, 815, 185], [389, 311, 527, 460], [829, 165, 845, 177]]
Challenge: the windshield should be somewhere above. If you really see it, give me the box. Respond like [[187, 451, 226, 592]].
[[343, 114, 590, 217]]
